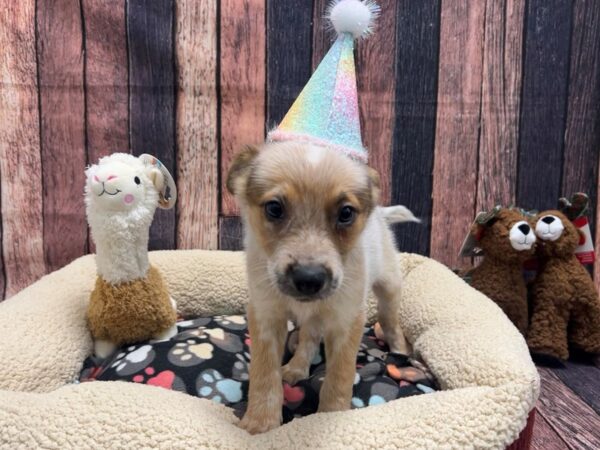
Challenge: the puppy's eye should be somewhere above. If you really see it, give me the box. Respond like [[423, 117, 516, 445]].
[[337, 205, 356, 226], [264, 200, 284, 221], [134, 176, 141, 185]]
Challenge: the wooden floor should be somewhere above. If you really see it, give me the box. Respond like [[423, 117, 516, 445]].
[[531, 353, 600, 449]]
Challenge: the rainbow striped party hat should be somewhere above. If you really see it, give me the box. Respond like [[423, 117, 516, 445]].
[[267, 0, 379, 164]]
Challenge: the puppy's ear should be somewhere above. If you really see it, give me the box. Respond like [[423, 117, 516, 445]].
[[226, 145, 259, 196], [366, 166, 381, 205]]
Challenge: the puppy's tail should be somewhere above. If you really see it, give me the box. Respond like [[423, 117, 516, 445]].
[[380, 205, 421, 225]]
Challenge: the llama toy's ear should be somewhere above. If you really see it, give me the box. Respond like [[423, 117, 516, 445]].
[[138, 154, 177, 209]]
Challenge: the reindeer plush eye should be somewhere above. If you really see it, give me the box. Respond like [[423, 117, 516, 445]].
[[134, 176, 141, 185]]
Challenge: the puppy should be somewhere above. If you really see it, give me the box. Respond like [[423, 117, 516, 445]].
[[227, 141, 418, 434]]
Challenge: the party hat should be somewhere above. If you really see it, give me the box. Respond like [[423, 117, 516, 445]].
[[267, 0, 380, 164]]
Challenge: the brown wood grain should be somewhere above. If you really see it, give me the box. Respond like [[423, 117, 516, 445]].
[[175, 0, 218, 249], [82, 0, 129, 163], [0, 1, 45, 298], [37, 0, 88, 273], [537, 367, 600, 450], [530, 409, 569, 450], [476, 0, 525, 212], [430, 0, 485, 269], [82, 0, 129, 255], [220, 0, 266, 216], [356, 0, 396, 205]]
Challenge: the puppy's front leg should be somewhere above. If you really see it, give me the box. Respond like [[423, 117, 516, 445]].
[[239, 305, 287, 434], [282, 320, 321, 385], [318, 313, 364, 412]]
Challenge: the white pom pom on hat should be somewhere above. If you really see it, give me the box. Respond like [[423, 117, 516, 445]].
[[327, 0, 380, 39]]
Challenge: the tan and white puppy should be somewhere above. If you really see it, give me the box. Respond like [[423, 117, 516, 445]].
[[227, 141, 417, 434]]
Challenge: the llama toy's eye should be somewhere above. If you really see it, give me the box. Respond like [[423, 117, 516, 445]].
[[134, 176, 141, 185]]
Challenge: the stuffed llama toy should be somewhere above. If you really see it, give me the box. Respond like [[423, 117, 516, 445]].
[[85, 153, 177, 358]]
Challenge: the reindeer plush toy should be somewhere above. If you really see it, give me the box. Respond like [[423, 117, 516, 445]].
[[467, 207, 537, 335], [85, 153, 178, 358], [527, 194, 600, 359]]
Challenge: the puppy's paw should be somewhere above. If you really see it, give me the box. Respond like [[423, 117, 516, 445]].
[[238, 411, 281, 435], [317, 398, 351, 413], [281, 362, 309, 385]]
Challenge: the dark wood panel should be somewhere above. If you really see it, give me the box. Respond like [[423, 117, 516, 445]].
[[0, 1, 45, 298], [530, 409, 569, 450], [356, 0, 396, 205], [267, 0, 313, 126], [537, 367, 600, 450], [552, 358, 600, 415], [175, 0, 218, 249], [219, 216, 243, 251], [430, 0, 485, 268], [127, 0, 176, 250], [564, 0, 600, 236], [476, 0, 525, 212], [312, 0, 329, 68], [82, 0, 129, 162], [517, 0, 573, 211], [220, 0, 266, 216], [37, 0, 88, 272], [391, 0, 440, 255]]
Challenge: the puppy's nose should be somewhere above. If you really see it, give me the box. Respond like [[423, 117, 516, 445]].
[[290, 264, 328, 296], [541, 216, 555, 225], [518, 223, 530, 235]]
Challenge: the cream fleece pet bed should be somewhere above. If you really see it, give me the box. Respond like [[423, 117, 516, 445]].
[[0, 251, 539, 449]]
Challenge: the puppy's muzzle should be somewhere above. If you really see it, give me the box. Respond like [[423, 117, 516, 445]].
[[285, 263, 332, 301]]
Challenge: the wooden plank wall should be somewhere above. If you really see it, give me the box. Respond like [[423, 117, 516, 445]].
[[1, 0, 600, 299]]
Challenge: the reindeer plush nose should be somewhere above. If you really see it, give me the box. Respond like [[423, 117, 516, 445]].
[[517, 223, 530, 235], [541, 216, 555, 225]]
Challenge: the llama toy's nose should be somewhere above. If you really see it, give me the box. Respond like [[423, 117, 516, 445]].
[[93, 174, 118, 183]]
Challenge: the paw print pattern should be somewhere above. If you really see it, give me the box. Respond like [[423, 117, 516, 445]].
[[232, 353, 249, 381], [132, 366, 186, 392], [177, 317, 211, 329], [110, 345, 155, 376], [213, 315, 247, 331], [370, 380, 399, 400], [196, 369, 243, 404], [357, 361, 382, 382], [168, 340, 214, 367], [204, 328, 244, 353], [173, 327, 243, 353]]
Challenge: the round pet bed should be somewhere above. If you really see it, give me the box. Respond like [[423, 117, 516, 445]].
[[0, 251, 539, 449]]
